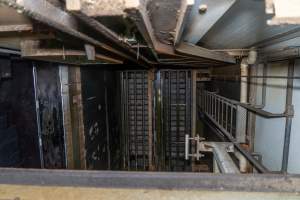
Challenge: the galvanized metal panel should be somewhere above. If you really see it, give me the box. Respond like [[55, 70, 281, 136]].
[[194, 0, 300, 49], [183, 0, 236, 44]]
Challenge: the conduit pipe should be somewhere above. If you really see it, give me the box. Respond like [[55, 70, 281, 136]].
[[282, 60, 295, 173], [238, 49, 257, 173], [240, 49, 258, 103]]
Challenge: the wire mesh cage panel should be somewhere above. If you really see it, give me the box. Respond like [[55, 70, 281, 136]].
[[160, 70, 192, 171], [121, 71, 150, 170]]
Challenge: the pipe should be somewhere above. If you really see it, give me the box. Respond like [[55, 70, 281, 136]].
[[238, 49, 257, 172], [254, 63, 267, 109], [234, 151, 248, 173], [240, 60, 249, 103], [213, 144, 240, 174], [240, 49, 258, 103], [281, 60, 295, 173], [201, 117, 269, 173]]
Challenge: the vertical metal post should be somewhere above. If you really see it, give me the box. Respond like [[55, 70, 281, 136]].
[[191, 70, 197, 138], [282, 60, 295, 173], [142, 71, 146, 170], [126, 72, 130, 170], [176, 71, 179, 169], [32, 65, 44, 169], [148, 70, 153, 170], [134, 72, 138, 170], [121, 72, 125, 169], [168, 72, 172, 170], [59, 66, 69, 169], [104, 72, 111, 170]]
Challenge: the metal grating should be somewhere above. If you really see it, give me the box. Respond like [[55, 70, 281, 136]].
[[121, 71, 150, 170], [199, 90, 247, 143], [161, 70, 192, 171]]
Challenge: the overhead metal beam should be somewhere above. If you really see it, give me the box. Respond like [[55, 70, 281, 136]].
[[68, 11, 153, 66], [183, 0, 236, 44], [124, 0, 176, 56], [1, 0, 138, 63], [176, 42, 236, 63], [174, 0, 194, 45], [20, 40, 122, 64]]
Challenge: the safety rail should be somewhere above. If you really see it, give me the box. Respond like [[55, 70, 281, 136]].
[[199, 91, 247, 143]]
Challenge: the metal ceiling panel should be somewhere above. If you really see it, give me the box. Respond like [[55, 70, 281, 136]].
[[191, 0, 300, 49]]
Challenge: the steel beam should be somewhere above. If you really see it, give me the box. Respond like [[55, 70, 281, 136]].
[[20, 40, 122, 64], [183, 0, 236, 44], [69, 11, 152, 66], [174, 0, 194, 45], [176, 42, 236, 64], [1, 0, 137, 63], [124, 0, 176, 57]]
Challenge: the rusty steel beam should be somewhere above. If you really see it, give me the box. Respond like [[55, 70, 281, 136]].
[[0, 0, 143, 64], [69, 11, 153, 66], [124, 0, 180, 57], [176, 42, 236, 64], [20, 40, 122, 64]]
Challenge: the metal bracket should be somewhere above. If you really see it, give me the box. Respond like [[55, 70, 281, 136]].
[[185, 135, 205, 160], [185, 135, 234, 160]]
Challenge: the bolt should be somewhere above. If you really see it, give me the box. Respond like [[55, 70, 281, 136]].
[[199, 4, 208, 14]]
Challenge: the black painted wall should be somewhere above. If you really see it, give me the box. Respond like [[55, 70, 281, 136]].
[[81, 68, 121, 170], [35, 62, 66, 169], [0, 57, 40, 168]]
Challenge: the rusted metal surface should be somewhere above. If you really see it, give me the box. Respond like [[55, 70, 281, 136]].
[[0, 0, 140, 64], [176, 42, 236, 64], [70, 11, 152, 66], [20, 40, 123, 64]]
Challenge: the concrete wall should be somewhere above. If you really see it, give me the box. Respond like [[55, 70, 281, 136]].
[[289, 59, 300, 173], [254, 60, 300, 173]]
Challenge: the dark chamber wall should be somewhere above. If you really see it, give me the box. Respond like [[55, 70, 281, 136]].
[[0, 57, 40, 168], [34, 62, 66, 169], [208, 65, 241, 101], [81, 67, 121, 170]]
